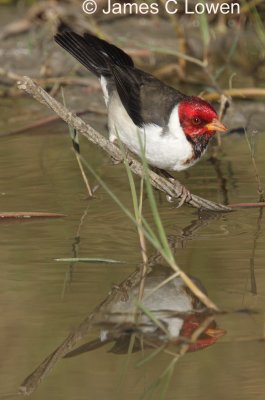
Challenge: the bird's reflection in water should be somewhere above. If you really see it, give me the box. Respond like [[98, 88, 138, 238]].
[[20, 212, 226, 396], [64, 265, 225, 359]]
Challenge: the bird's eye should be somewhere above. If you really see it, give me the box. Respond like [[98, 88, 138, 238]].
[[192, 117, 202, 125]]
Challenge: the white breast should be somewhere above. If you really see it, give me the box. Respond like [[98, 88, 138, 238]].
[[107, 93, 197, 171]]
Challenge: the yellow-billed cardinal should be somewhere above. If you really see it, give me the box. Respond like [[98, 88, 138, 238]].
[[54, 30, 227, 172], [63, 267, 225, 358]]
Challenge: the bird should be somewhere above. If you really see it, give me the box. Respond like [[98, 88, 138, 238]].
[[63, 266, 225, 358], [54, 29, 226, 179]]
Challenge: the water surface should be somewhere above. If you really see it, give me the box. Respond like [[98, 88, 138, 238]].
[[0, 94, 265, 400]]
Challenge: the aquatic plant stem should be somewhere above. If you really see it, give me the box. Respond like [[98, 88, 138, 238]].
[[244, 129, 264, 201], [74, 151, 94, 197]]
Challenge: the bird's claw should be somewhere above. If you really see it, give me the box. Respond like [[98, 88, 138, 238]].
[[110, 143, 130, 166], [166, 177, 191, 208], [176, 186, 192, 208]]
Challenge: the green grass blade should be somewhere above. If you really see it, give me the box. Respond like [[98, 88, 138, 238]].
[[198, 1, 210, 53], [159, 359, 177, 400], [137, 302, 169, 336], [136, 345, 165, 368], [136, 132, 174, 262], [54, 257, 125, 264], [251, 6, 265, 46]]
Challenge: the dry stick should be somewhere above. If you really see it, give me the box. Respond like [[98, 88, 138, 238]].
[[228, 202, 265, 208], [203, 88, 265, 101], [0, 212, 65, 219], [217, 94, 231, 146], [0, 68, 99, 88], [17, 76, 231, 212]]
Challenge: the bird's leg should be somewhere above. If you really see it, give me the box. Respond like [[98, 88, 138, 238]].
[[152, 168, 191, 207]]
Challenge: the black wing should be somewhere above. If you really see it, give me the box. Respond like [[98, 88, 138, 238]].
[[111, 65, 187, 127]]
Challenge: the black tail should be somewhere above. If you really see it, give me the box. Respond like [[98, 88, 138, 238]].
[[54, 30, 134, 77]]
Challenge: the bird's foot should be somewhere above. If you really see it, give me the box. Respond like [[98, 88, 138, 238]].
[[147, 167, 192, 207], [165, 177, 191, 207], [176, 185, 192, 208], [110, 138, 130, 165]]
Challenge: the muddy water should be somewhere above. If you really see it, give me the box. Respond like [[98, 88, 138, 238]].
[[0, 94, 265, 400]]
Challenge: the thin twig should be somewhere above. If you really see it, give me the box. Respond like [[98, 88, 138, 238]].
[[203, 88, 265, 101], [137, 44, 207, 68], [0, 68, 99, 88], [228, 202, 265, 208]]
